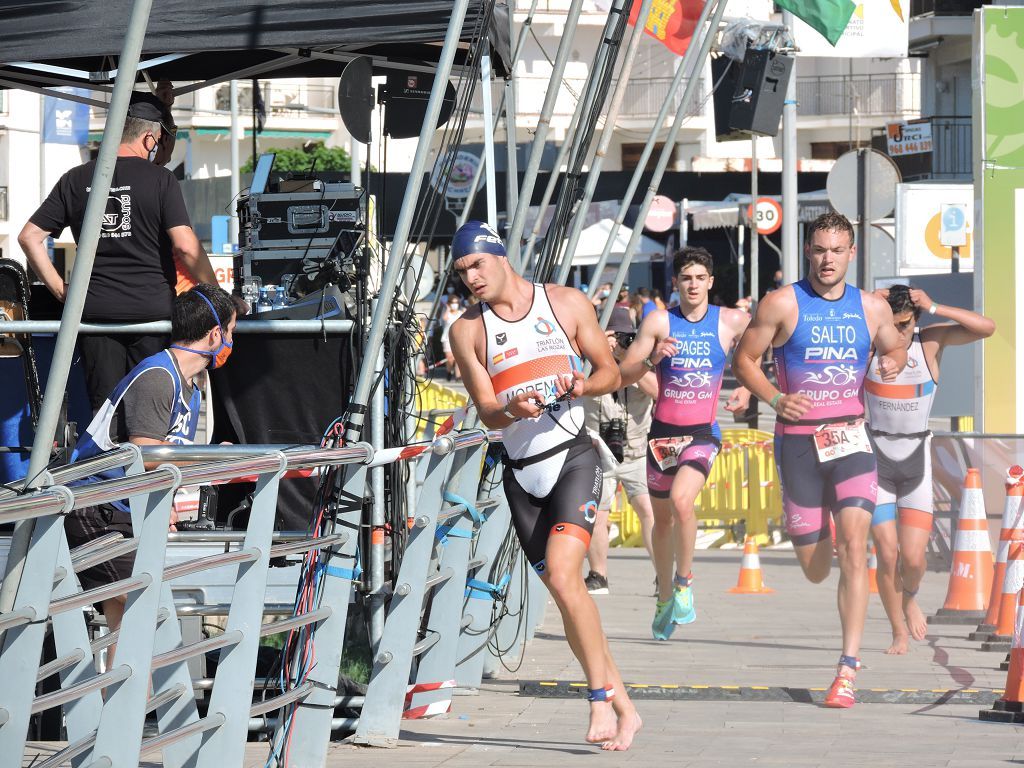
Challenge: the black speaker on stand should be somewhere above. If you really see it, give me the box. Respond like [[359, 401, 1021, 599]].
[[711, 56, 746, 142], [727, 46, 794, 137]]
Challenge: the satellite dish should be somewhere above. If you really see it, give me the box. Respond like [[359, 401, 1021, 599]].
[[403, 257, 436, 302], [379, 70, 456, 140], [338, 57, 374, 144]]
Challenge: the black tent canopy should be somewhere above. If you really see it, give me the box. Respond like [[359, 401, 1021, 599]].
[[0, 0, 509, 94]]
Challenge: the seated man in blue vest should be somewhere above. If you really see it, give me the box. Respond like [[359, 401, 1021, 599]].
[[65, 283, 237, 658]]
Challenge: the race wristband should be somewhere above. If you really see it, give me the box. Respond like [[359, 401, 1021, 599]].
[[769, 393, 783, 411], [502, 405, 516, 421], [642, 356, 656, 370], [927, 302, 938, 315]]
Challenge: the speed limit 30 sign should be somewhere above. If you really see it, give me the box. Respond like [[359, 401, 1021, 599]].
[[747, 197, 783, 236]]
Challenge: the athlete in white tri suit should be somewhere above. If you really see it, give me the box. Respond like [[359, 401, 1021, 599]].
[[734, 212, 907, 708], [865, 284, 994, 655], [448, 222, 641, 751], [619, 247, 750, 641]]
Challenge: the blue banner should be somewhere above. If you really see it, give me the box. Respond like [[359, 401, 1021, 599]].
[[42, 88, 89, 145]]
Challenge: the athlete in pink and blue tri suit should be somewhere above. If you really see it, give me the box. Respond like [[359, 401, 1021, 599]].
[[734, 212, 906, 709], [620, 247, 751, 641]]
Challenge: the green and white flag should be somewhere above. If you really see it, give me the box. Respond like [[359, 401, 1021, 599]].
[[777, 0, 856, 46]]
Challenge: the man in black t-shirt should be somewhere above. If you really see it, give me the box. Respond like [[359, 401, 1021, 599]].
[[18, 97, 218, 412]]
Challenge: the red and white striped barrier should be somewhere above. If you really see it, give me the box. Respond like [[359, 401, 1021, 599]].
[[403, 679, 456, 720]]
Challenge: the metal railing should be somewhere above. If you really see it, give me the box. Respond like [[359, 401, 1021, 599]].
[[796, 74, 921, 117], [930, 115, 972, 178], [0, 421, 535, 765], [509, 75, 705, 120]]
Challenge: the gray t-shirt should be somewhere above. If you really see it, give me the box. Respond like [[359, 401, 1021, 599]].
[[584, 383, 653, 463], [108, 356, 196, 443]]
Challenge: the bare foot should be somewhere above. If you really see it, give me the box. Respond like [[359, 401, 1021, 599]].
[[602, 709, 642, 751], [586, 701, 617, 744], [903, 594, 928, 641], [886, 632, 909, 655]]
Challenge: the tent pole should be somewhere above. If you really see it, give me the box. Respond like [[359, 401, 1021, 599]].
[[781, 11, 799, 284], [520, 93, 586, 276], [587, 0, 717, 301], [553, 0, 654, 286], [0, 0, 155, 612], [505, 0, 587, 270], [750, 135, 758, 304], [230, 80, 241, 246], [343, 0, 471, 444], [504, 0, 527, 224], [480, 40, 499, 227], [599, 0, 728, 330]]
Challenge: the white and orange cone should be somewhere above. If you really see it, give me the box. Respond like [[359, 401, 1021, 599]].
[[868, 545, 879, 594], [932, 469, 994, 623], [729, 538, 774, 594], [974, 467, 1024, 640], [980, 587, 1024, 722]]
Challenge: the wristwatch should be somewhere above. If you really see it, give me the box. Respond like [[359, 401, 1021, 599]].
[[642, 356, 657, 370], [502, 404, 516, 421]]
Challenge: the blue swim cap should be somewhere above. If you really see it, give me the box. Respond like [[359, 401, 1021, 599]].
[[452, 221, 506, 260]]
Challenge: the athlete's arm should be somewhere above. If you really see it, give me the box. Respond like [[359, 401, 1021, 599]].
[[558, 287, 621, 398], [733, 288, 810, 422], [721, 307, 754, 414], [865, 292, 907, 381], [449, 312, 544, 428], [619, 309, 674, 388], [636, 370, 659, 400], [914, 288, 995, 354]]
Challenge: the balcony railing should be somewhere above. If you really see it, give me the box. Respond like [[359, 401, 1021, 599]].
[[796, 74, 921, 117], [89, 81, 337, 122], [508, 75, 705, 121], [930, 116, 971, 178], [910, 0, 983, 16], [615, 76, 705, 120]]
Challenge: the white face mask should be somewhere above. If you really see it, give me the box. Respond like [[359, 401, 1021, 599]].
[[146, 134, 159, 163]]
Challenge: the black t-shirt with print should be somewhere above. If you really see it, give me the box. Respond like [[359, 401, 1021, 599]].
[[30, 156, 191, 321]]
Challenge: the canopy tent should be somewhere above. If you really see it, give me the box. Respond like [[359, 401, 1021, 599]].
[[568, 219, 663, 266], [684, 190, 833, 231], [0, 0, 510, 96]]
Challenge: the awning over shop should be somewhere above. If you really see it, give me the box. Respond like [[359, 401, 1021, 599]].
[[685, 191, 833, 231]]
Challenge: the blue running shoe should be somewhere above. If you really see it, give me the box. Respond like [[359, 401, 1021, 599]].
[[671, 584, 696, 625], [652, 599, 675, 641]]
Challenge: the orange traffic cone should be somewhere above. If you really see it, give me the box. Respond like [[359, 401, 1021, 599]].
[[973, 467, 1024, 641], [932, 468, 994, 624], [729, 538, 774, 594], [868, 545, 879, 594], [979, 587, 1024, 722]]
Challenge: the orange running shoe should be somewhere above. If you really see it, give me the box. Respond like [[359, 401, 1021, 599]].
[[823, 675, 856, 708]]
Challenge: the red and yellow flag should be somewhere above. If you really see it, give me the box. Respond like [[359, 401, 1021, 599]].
[[628, 0, 704, 57]]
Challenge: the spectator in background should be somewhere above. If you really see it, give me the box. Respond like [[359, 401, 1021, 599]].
[[637, 287, 657, 319], [440, 294, 465, 380], [19, 93, 218, 413], [652, 289, 667, 311], [583, 308, 658, 595]]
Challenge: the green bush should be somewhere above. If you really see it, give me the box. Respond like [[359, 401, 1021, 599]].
[[242, 143, 351, 173]]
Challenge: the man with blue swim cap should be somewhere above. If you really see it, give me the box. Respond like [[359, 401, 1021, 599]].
[[448, 221, 642, 750]]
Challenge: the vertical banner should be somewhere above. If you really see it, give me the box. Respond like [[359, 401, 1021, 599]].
[[42, 87, 90, 145], [976, 7, 1024, 432], [792, 0, 908, 58]]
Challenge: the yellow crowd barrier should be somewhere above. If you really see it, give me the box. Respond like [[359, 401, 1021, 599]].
[[414, 379, 469, 440], [610, 428, 784, 548]]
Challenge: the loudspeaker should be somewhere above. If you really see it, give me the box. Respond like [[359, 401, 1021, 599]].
[[711, 56, 746, 143], [727, 47, 794, 137], [378, 70, 456, 140]]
